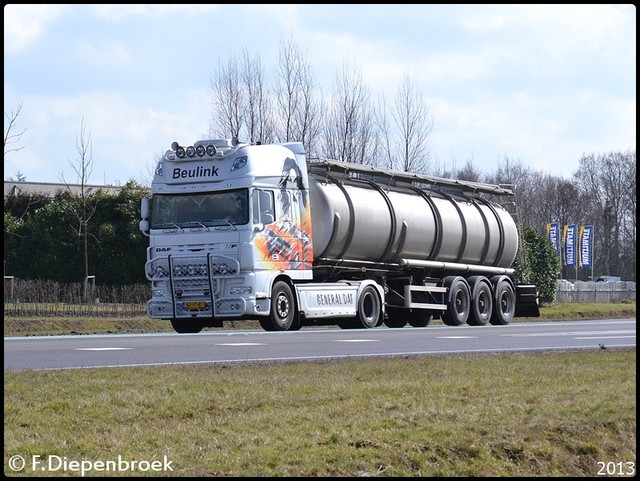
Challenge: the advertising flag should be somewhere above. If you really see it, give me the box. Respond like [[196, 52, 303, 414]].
[[547, 222, 561, 256], [564, 224, 576, 268], [579, 225, 593, 268]]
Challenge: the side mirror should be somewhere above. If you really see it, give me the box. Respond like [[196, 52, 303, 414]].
[[140, 197, 150, 220], [139, 219, 149, 234]]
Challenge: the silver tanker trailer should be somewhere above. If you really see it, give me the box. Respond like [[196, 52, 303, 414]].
[[140, 139, 539, 333]]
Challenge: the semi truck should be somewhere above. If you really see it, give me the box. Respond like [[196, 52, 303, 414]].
[[139, 138, 539, 333]]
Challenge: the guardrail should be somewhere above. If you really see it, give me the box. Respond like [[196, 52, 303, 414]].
[[556, 280, 636, 303]]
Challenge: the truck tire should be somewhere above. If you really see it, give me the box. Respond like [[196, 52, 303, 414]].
[[467, 276, 493, 326], [490, 276, 515, 325], [357, 285, 382, 328], [442, 276, 471, 326], [170, 318, 203, 334], [265, 280, 299, 331]]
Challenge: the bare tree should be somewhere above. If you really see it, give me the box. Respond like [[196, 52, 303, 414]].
[[378, 73, 434, 173], [274, 34, 323, 155], [4, 102, 27, 179], [209, 49, 274, 144], [60, 117, 99, 301], [210, 54, 244, 140], [488, 158, 586, 275], [574, 151, 635, 279], [322, 62, 378, 164], [240, 48, 274, 144], [275, 35, 301, 143], [453, 159, 482, 182], [619, 150, 636, 278]]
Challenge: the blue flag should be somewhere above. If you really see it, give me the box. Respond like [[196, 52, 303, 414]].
[[564, 224, 576, 268], [547, 222, 561, 256], [579, 225, 593, 268]]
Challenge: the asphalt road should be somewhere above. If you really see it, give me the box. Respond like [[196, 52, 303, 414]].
[[4, 319, 636, 372]]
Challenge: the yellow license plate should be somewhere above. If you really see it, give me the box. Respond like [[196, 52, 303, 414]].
[[185, 301, 206, 309]]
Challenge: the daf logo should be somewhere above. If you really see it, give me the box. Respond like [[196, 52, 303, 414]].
[[156, 247, 171, 252]]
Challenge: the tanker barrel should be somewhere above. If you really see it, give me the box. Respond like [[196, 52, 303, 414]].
[[308, 174, 518, 268]]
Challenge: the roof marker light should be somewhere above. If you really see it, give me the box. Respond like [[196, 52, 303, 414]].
[[231, 156, 247, 171]]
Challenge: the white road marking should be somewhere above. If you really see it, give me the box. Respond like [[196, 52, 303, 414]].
[[575, 335, 636, 340], [76, 347, 132, 351], [216, 343, 265, 346], [505, 330, 635, 337], [438, 336, 476, 339], [335, 339, 379, 342]]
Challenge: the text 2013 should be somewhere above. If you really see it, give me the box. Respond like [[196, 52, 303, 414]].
[[597, 461, 635, 476]]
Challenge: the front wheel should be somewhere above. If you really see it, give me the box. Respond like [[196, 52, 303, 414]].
[[265, 281, 299, 331]]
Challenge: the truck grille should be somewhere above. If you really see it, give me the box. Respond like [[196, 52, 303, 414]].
[[146, 254, 243, 317]]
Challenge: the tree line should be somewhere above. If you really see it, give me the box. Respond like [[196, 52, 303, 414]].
[[4, 181, 149, 287], [4, 35, 636, 299], [3, 150, 635, 304]]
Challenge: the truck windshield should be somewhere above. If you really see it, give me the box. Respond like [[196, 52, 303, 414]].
[[150, 189, 249, 229]]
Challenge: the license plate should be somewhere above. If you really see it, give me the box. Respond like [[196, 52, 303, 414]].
[[185, 301, 206, 309]]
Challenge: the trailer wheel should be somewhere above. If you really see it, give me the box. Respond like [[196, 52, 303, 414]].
[[265, 281, 299, 331], [357, 285, 382, 329], [490, 276, 515, 325], [408, 311, 433, 327], [442, 276, 470, 326], [170, 318, 203, 334], [467, 276, 493, 326]]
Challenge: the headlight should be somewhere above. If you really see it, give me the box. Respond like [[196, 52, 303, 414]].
[[152, 266, 168, 278]]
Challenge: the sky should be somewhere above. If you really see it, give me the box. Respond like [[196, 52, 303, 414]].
[[3, 4, 636, 186]]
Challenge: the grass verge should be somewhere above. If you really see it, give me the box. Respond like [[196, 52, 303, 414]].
[[4, 350, 636, 477]]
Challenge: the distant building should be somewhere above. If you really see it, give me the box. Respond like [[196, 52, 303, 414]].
[[4, 181, 123, 199]]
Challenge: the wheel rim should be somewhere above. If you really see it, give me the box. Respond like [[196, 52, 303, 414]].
[[362, 292, 375, 322], [454, 290, 466, 315], [478, 292, 488, 315], [499, 290, 513, 316], [276, 294, 290, 320]]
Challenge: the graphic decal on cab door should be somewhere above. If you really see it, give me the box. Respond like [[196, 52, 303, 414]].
[[254, 156, 313, 270]]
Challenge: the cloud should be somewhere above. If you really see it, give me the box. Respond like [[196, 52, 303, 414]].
[[4, 4, 70, 54], [3, 4, 635, 184]]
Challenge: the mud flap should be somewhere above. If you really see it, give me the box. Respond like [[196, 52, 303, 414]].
[[514, 284, 540, 317]]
